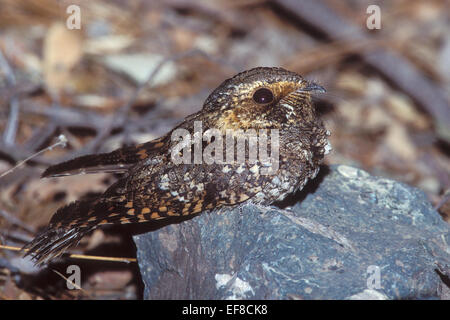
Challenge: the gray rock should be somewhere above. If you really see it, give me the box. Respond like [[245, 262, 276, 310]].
[[133, 165, 450, 299]]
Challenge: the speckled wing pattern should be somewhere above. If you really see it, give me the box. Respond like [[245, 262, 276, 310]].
[[24, 137, 267, 264]]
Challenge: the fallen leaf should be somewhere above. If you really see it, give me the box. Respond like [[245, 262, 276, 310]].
[[43, 22, 83, 96]]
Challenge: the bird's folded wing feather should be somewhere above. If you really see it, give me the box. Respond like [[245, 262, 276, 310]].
[[42, 137, 167, 177]]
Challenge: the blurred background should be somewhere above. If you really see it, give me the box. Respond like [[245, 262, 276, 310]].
[[0, 0, 449, 299]]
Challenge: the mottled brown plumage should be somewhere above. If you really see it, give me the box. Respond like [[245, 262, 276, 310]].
[[23, 67, 330, 264]]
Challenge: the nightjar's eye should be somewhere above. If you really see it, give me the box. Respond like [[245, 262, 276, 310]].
[[252, 88, 274, 105]]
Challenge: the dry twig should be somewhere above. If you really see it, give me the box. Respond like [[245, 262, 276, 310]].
[[0, 49, 19, 146], [0, 244, 137, 264]]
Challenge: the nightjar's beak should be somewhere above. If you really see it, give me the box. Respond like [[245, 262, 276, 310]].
[[304, 82, 326, 93]]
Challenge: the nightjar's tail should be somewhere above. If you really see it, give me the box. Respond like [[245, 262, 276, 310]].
[[27, 137, 170, 264], [22, 200, 99, 265], [23, 177, 139, 265], [23, 168, 171, 265]]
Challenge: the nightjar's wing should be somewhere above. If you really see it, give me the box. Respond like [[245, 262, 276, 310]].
[[42, 137, 167, 177], [24, 155, 263, 265]]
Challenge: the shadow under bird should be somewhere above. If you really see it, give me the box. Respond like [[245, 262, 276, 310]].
[[23, 67, 330, 265]]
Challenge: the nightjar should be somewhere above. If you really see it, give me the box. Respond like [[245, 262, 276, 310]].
[[24, 67, 331, 264]]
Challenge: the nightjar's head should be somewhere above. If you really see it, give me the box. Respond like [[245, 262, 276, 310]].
[[203, 67, 326, 130]]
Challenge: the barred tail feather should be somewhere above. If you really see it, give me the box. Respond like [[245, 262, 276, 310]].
[[23, 176, 159, 265], [22, 199, 100, 265], [22, 225, 94, 265]]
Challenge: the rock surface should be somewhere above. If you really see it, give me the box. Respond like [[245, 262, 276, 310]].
[[133, 165, 450, 299]]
